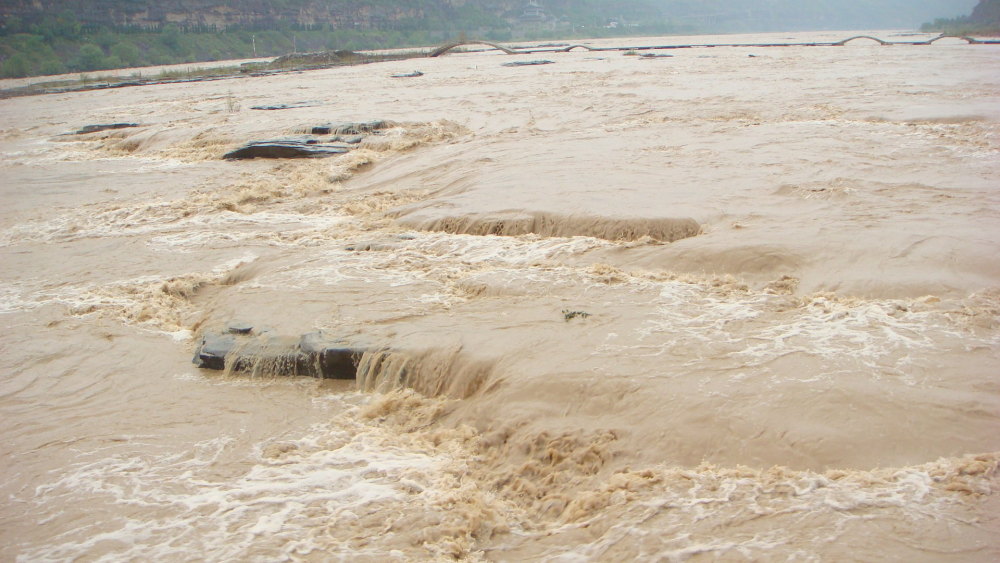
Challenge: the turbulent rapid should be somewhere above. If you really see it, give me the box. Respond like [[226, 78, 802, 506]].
[[1, 31, 998, 561]]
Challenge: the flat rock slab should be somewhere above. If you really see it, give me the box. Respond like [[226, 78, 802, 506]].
[[223, 140, 350, 160], [502, 60, 555, 67], [193, 330, 368, 379], [224, 120, 391, 159], [74, 123, 140, 134]]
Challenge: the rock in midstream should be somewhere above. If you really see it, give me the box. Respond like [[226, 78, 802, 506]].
[[224, 120, 390, 159], [309, 120, 392, 135], [193, 329, 366, 379], [223, 140, 351, 159]]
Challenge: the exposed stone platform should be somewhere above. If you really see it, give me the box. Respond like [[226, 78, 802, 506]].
[[193, 325, 368, 379]]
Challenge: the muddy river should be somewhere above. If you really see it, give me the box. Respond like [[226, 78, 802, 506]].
[[1, 31, 998, 561]]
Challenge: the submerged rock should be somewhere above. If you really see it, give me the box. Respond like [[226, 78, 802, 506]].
[[310, 120, 392, 135], [192, 329, 367, 379], [330, 134, 364, 144], [344, 240, 398, 252], [226, 321, 254, 335], [223, 140, 350, 160], [298, 332, 361, 380]]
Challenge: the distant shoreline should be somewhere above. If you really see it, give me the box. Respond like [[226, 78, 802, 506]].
[[3, 31, 997, 101]]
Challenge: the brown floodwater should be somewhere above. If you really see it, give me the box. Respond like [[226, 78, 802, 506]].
[[1, 31, 998, 561]]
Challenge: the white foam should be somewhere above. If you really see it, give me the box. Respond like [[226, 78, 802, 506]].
[[164, 329, 193, 342], [737, 298, 940, 372], [631, 283, 987, 384], [0, 282, 40, 314], [0, 202, 349, 248], [253, 231, 609, 293], [3, 256, 258, 337], [535, 460, 984, 562], [20, 411, 447, 562]]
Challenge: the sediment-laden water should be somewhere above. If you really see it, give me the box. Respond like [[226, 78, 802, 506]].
[[1, 31, 999, 561]]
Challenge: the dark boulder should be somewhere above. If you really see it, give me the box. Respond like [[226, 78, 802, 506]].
[[223, 140, 350, 160], [192, 332, 236, 370]]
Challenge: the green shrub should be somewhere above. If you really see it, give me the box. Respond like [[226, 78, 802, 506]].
[[38, 57, 67, 75], [1, 53, 31, 77], [73, 43, 106, 71], [111, 41, 142, 67]]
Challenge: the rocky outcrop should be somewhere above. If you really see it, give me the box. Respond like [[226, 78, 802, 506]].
[[309, 120, 392, 135], [223, 121, 390, 159], [223, 140, 350, 159], [193, 326, 368, 379]]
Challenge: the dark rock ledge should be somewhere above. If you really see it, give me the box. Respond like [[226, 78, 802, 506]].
[[309, 120, 393, 135], [223, 140, 350, 159], [193, 324, 368, 379], [223, 120, 392, 160]]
